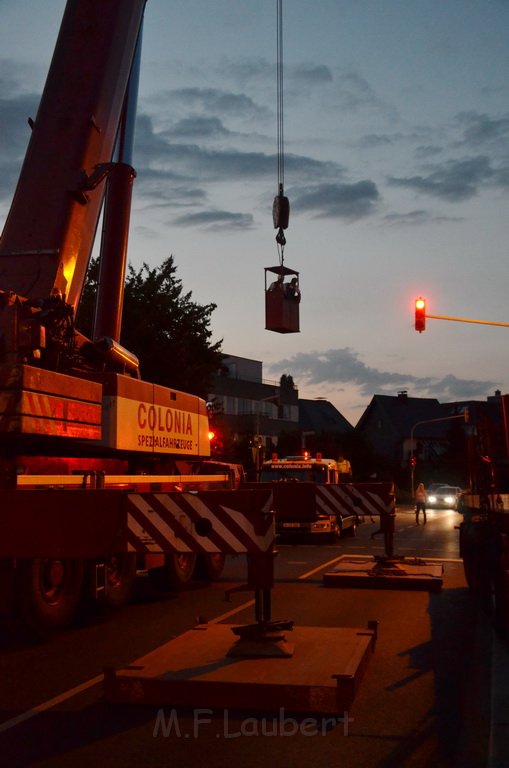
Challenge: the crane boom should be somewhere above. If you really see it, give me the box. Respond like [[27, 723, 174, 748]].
[[0, 0, 147, 310], [0, 0, 212, 467]]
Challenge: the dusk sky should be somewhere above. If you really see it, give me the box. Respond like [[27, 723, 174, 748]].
[[1, 0, 509, 425]]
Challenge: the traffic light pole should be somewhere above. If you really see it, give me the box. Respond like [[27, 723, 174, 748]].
[[414, 296, 509, 332], [423, 313, 509, 329], [410, 412, 468, 496]]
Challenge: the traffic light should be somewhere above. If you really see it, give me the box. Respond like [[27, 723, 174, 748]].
[[415, 297, 426, 333], [410, 455, 417, 469]]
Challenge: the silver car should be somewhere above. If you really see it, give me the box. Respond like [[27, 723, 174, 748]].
[[426, 485, 462, 509]]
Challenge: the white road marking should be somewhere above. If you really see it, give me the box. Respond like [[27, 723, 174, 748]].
[[297, 555, 345, 579], [209, 598, 255, 624], [0, 597, 257, 734], [0, 675, 103, 734]]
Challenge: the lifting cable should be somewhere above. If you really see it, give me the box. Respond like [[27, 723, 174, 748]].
[[276, 0, 284, 200], [273, 0, 290, 268]]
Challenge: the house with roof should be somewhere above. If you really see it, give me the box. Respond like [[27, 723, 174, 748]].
[[355, 390, 508, 489], [299, 398, 353, 441], [355, 391, 452, 467]]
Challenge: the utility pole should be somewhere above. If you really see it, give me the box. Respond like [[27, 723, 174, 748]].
[[410, 411, 469, 496]]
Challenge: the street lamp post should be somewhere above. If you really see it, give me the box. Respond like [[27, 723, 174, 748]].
[[409, 411, 469, 496], [253, 392, 279, 478]]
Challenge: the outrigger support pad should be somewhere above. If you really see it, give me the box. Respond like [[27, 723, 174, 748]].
[[231, 618, 295, 638], [228, 618, 295, 658]]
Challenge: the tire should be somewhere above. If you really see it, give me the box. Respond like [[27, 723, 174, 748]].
[[0, 558, 16, 619], [102, 554, 137, 609], [329, 520, 342, 542], [194, 553, 226, 581], [149, 552, 197, 591], [17, 557, 84, 634]]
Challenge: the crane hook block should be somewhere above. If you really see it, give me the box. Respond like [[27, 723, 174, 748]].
[[273, 195, 290, 230]]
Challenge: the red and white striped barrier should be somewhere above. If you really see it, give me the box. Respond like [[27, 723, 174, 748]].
[[126, 490, 275, 554], [330, 483, 395, 519]]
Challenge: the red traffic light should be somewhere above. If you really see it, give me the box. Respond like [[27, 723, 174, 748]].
[[415, 297, 426, 333]]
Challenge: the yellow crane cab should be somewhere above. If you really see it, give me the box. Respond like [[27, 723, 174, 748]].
[[264, 265, 300, 334]]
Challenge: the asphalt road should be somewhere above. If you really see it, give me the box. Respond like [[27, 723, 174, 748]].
[[0, 507, 504, 768]]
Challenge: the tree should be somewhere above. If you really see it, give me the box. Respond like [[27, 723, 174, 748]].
[[77, 256, 223, 398]]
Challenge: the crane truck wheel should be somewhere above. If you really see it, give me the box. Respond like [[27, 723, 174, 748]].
[[329, 520, 342, 542], [149, 553, 197, 591], [102, 554, 137, 609], [17, 557, 84, 634], [194, 553, 226, 581], [165, 553, 197, 588]]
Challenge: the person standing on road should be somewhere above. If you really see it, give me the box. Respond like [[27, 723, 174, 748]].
[[337, 454, 352, 482], [415, 483, 427, 525]]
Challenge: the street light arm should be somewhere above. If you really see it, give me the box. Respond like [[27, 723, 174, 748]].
[[409, 412, 467, 496], [410, 413, 467, 443]]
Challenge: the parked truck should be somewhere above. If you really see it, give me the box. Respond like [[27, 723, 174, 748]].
[[0, 0, 272, 635], [459, 394, 509, 638], [252, 454, 395, 540]]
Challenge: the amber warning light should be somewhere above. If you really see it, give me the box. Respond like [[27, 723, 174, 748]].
[[415, 297, 426, 333]]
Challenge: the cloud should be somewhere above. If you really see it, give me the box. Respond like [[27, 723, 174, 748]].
[[0, 93, 38, 199], [135, 170, 208, 207], [155, 87, 269, 120], [268, 348, 499, 401], [388, 155, 494, 201], [0, 59, 41, 98], [331, 70, 399, 121], [383, 210, 461, 226], [173, 209, 254, 230], [291, 181, 380, 220], [218, 57, 333, 92], [292, 64, 333, 85], [494, 165, 509, 189], [356, 133, 394, 149], [414, 145, 444, 159], [133, 113, 342, 189], [222, 57, 273, 85], [455, 111, 509, 147], [166, 116, 230, 139]]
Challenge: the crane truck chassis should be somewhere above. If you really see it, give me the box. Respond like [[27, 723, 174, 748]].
[[459, 491, 509, 639], [458, 394, 509, 639], [456, 394, 509, 639]]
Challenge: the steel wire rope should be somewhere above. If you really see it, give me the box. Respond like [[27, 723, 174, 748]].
[[275, 0, 286, 267], [276, 0, 284, 197]]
